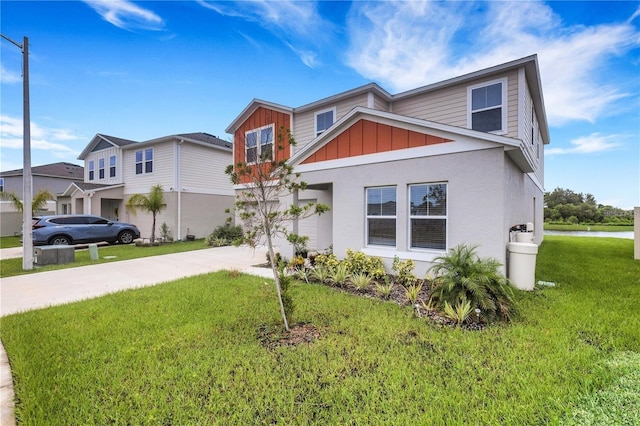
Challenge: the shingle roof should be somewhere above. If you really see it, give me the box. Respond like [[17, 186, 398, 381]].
[[97, 134, 138, 147], [177, 132, 232, 149], [1, 162, 84, 179]]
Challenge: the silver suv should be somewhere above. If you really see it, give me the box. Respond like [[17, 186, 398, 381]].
[[32, 215, 140, 246]]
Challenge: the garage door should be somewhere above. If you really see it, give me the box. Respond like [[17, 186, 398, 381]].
[[298, 199, 318, 251]]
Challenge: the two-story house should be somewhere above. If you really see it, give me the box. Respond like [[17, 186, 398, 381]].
[[0, 162, 84, 236], [226, 55, 549, 275], [61, 132, 234, 241]]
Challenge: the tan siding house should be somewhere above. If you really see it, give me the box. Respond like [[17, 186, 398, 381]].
[[72, 132, 234, 241]]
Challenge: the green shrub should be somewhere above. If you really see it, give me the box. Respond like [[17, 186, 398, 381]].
[[350, 272, 372, 291], [310, 264, 331, 284], [443, 300, 473, 325], [375, 281, 394, 299], [205, 225, 244, 247], [343, 249, 386, 280], [313, 252, 340, 270], [277, 264, 294, 321], [392, 256, 417, 286], [429, 244, 516, 323], [329, 262, 350, 287]]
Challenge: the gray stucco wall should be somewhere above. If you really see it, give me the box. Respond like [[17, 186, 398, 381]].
[[296, 147, 511, 276]]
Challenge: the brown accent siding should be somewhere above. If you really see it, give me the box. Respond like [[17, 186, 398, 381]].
[[233, 107, 292, 184], [301, 119, 453, 164]]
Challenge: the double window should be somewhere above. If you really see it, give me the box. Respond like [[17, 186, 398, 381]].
[[88, 160, 95, 181], [366, 183, 448, 251], [366, 186, 397, 247], [135, 149, 153, 175], [315, 107, 335, 136], [469, 79, 506, 133], [245, 124, 274, 163], [409, 183, 447, 250]]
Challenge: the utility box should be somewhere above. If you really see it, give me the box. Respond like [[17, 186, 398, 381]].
[[34, 245, 75, 266], [507, 242, 538, 291]]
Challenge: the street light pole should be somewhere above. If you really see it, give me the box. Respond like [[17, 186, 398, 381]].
[[1, 34, 33, 270]]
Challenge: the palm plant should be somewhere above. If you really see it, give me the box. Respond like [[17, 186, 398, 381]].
[[0, 189, 54, 214], [428, 244, 516, 322], [126, 184, 165, 243]]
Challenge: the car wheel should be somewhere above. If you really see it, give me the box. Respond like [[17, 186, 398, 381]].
[[118, 230, 134, 244], [49, 235, 71, 245]]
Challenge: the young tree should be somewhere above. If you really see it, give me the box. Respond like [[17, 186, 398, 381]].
[[0, 189, 54, 214], [126, 184, 165, 243], [226, 126, 329, 331]]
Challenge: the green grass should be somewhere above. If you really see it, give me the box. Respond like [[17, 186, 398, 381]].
[[1, 236, 639, 424], [544, 223, 633, 232], [0, 236, 21, 248], [0, 239, 208, 278]]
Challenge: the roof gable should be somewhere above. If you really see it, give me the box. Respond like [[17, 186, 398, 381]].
[[78, 134, 138, 160]]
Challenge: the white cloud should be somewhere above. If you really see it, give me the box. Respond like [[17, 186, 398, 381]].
[[83, 0, 164, 31], [545, 133, 623, 155], [197, 0, 332, 68], [0, 64, 21, 84], [345, 0, 640, 127], [0, 115, 82, 163]]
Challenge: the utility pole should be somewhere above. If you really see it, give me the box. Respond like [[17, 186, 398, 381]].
[[1, 34, 33, 270]]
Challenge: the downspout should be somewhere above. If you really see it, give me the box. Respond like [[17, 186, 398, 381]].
[[177, 140, 183, 241]]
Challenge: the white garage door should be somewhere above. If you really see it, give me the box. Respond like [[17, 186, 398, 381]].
[[298, 199, 318, 251]]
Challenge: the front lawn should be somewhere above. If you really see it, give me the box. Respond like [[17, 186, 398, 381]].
[[1, 236, 638, 424]]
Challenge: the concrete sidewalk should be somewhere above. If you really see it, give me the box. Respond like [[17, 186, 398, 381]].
[[0, 245, 272, 426]]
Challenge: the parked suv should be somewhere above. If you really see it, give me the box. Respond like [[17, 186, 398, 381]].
[[32, 215, 141, 246]]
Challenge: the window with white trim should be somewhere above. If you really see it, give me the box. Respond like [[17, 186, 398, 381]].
[[0, 178, 4, 192], [88, 160, 95, 181], [366, 186, 396, 247], [469, 79, 506, 133], [135, 149, 153, 174], [98, 158, 105, 179], [315, 107, 335, 136], [409, 183, 447, 250], [109, 155, 116, 178], [245, 124, 274, 163]]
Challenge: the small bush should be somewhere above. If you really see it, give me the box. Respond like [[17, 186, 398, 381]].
[[205, 225, 244, 247], [350, 273, 372, 291], [392, 256, 417, 286], [343, 249, 386, 280], [375, 281, 394, 299], [310, 264, 331, 284], [329, 262, 350, 287], [314, 252, 340, 270]]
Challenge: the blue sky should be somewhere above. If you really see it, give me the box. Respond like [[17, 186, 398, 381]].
[[1, 0, 638, 209]]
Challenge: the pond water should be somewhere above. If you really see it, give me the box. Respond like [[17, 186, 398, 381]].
[[544, 230, 634, 240]]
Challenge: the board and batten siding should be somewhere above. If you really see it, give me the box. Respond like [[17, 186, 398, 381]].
[[85, 146, 123, 185], [179, 144, 233, 195], [123, 143, 175, 194]]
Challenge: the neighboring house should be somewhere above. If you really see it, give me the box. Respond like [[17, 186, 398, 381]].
[[226, 55, 549, 275], [62, 132, 234, 241], [0, 162, 84, 236]]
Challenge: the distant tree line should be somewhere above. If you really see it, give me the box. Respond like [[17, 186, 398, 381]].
[[544, 187, 633, 224]]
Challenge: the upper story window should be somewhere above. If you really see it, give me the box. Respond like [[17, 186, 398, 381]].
[[366, 186, 396, 247], [245, 124, 274, 163], [0, 178, 4, 192], [409, 183, 447, 250], [468, 79, 507, 134], [315, 107, 335, 136], [109, 155, 117, 178], [98, 158, 105, 179], [88, 160, 95, 181], [135, 149, 153, 175]]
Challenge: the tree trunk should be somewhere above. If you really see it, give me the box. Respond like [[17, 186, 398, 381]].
[[151, 213, 157, 244], [266, 225, 289, 331]]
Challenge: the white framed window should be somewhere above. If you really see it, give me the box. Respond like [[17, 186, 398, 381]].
[[409, 183, 447, 251], [109, 155, 116, 178], [468, 78, 507, 134], [136, 149, 153, 175], [366, 186, 396, 247], [88, 160, 95, 180], [98, 158, 105, 179], [315, 107, 336, 136], [245, 124, 274, 163]]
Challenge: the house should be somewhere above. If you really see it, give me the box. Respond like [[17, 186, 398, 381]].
[[62, 132, 234, 241], [226, 55, 549, 276], [0, 162, 84, 236]]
